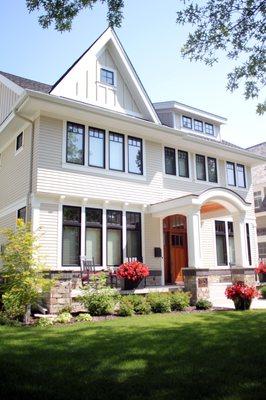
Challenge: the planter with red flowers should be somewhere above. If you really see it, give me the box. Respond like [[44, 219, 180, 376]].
[[255, 261, 266, 283], [117, 261, 150, 290], [225, 281, 259, 310]]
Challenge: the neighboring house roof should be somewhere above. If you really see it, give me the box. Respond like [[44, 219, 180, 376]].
[[0, 70, 52, 93], [247, 142, 266, 156]]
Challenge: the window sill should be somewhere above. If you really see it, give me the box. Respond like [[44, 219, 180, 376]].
[[163, 173, 192, 182]]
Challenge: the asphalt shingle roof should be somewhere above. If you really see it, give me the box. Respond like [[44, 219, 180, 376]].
[[0, 70, 52, 93]]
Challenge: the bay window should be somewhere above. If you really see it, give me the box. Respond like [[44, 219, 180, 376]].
[[66, 122, 84, 165], [128, 137, 143, 174], [178, 150, 189, 178], [107, 210, 122, 266], [62, 206, 81, 266], [86, 208, 102, 265], [109, 132, 124, 171], [126, 212, 142, 260], [196, 154, 206, 181], [88, 127, 105, 168], [165, 147, 176, 175]]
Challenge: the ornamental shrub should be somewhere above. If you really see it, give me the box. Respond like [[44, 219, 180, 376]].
[[195, 299, 213, 310], [170, 291, 190, 311], [225, 281, 258, 301], [37, 317, 55, 327], [146, 293, 171, 313], [117, 261, 150, 281], [76, 313, 93, 323], [0, 311, 22, 327], [56, 312, 72, 324], [127, 295, 151, 314], [118, 297, 134, 317], [260, 286, 266, 299], [255, 261, 266, 274]]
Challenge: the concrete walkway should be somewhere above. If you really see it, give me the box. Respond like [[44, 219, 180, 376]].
[[212, 298, 266, 310]]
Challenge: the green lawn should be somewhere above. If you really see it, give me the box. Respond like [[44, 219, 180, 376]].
[[0, 311, 265, 400]]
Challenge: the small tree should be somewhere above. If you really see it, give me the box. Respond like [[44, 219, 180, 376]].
[[0, 220, 52, 324]]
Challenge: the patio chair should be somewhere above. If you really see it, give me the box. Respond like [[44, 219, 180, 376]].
[[80, 257, 96, 286]]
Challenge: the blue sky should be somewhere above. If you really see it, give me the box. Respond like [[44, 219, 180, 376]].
[[1, 0, 265, 148]]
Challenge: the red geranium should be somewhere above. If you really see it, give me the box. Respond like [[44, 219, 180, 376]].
[[225, 281, 258, 301], [117, 261, 150, 281], [255, 261, 266, 274]]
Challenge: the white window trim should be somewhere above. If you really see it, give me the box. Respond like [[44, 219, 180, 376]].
[[225, 160, 247, 190], [98, 65, 117, 88], [15, 131, 24, 156], [194, 153, 219, 185]]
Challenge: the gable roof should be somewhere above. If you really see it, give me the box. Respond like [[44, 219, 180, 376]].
[[0, 70, 52, 93]]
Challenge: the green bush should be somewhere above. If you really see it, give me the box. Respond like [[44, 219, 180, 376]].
[[37, 317, 55, 327], [170, 291, 190, 311], [260, 286, 266, 299], [76, 313, 93, 323], [0, 311, 22, 327], [146, 293, 171, 313], [127, 295, 151, 315], [118, 297, 134, 317], [196, 299, 213, 310], [56, 312, 72, 324]]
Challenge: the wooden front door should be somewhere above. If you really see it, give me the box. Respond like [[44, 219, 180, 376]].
[[163, 215, 188, 284]]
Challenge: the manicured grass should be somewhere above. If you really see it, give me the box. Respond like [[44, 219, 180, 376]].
[[0, 311, 265, 400]]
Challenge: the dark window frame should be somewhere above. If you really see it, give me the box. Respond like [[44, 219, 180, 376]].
[[226, 161, 236, 186], [182, 115, 192, 129], [17, 207, 26, 222], [207, 157, 218, 183], [205, 123, 214, 135], [106, 209, 123, 266], [164, 147, 176, 175], [227, 221, 236, 266], [194, 119, 203, 132], [16, 132, 23, 151], [215, 220, 228, 266], [196, 154, 206, 181], [88, 127, 106, 169], [246, 223, 252, 266], [100, 68, 115, 86], [109, 132, 125, 172], [236, 163, 246, 188], [178, 150, 189, 178], [66, 122, 85, 165], [128, 136, 143, 175], [126, 212, 142, 261], [62, 205, 81, 267], [85, 207, 103, 266]]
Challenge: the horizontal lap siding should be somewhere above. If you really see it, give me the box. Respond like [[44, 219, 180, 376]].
[[0, 82, 19, 124], [0, 212, 16, 245], [39, 203, 59, 268]]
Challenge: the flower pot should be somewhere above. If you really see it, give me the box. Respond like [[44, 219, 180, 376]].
[[258, 273, 266, 283], [123, 278, 145, 290], [233, 298, 252, 311]]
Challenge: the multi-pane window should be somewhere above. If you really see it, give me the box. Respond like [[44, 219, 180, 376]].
[[182, 116, 192, 129], [236, 164, 246, 188], [246, 223, 252, 265], [126, 212, 142, 260], [258, 242, 266, 261], [165, 147, 176, 175], [196, 154, 206, 181], [107, 210, 122, 266], [205, 123, 214, 135], [109, 132, 124, 171], [66, 122, 84, 165], [207, 157, 218, 183], [254, 191, 262, 209], [128, 137, 143, 174], [88, 127, 105, 168], [226, 162, 236, 186], [16, 132, 23, 151], [86, 208, 102, 265], [178, 150, 189, 178], [194, 120, 203, 132], [62, 206, 81, 266], [17, 207, 26, 223], [215, 221, 228, 266], [100, 68, 114, 85], [228, 222, 235, 265]]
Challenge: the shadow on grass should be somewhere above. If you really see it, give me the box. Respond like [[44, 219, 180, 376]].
[[0, 311, 265, 400]]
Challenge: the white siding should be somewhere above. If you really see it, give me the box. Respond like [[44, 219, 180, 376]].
[[0, 82, 19, 124], [38, 203, 59, 268]]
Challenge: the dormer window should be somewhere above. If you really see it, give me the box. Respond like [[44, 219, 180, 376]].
[[100, 68, 114, 86], [194, 119, 203, 132], [182, 116, 192, 129], [205, 123, 214, 135]]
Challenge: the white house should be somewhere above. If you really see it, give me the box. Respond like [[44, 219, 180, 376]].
[[0, 28, 265, 310]]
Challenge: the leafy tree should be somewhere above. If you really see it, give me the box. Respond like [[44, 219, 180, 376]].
[[0, 220, 52, 324]]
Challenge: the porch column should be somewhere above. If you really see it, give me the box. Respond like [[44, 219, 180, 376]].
[[233, 212, 249, 268], [186, 206, 202, 268]]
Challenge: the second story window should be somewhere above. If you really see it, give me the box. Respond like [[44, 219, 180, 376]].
[[226, 161, 246, 188], [128, 137, 143, 174], [16, 132, 23, 152], [205, 123, 214, 135], [207, 157, 218, 183], [88, 127, 105, 168], [194, 119, 203, 132], [109, 132, 125, 171], [66, 122, 84, 165], [165, 147, 176, 175], [182, 116, 192, 129], [226, 162, 236, 186], [178, 150, 189, 178], [100, 68, 114, 85], [196, 154, 206, 181], [236, 164, 246, 188]]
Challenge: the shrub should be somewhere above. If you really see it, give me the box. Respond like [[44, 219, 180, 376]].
[[146, 293, 171, 313], [118, 297, 134, 317], [0, 311, 22, 327], [56, 312, 72, 324], [196, 299, 213, 310], [170, 291, 190, 311], [37, 317, 55, 327], [260, 286, 266, 299], [127, 295, 151, 314], [76, 313, 93, 323]]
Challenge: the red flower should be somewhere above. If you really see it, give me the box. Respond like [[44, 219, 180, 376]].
[[225, 281, 258, 301], [255, 261, 266, 274], [117, 261, 150, 281]]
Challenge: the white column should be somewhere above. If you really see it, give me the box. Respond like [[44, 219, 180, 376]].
[[233, 212, 249, 267], [80, 206, 86, 259], [122, 208, 127, 262], [102, 207, 107, 268], [186, 206, 202, 268]]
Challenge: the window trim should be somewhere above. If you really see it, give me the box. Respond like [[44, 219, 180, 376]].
[[62, 205, 82, 267], [178, 150, 189, 178], [85, 207, 103, 266], [128, 136, 143, 175], [226, 161, 236, 187], [236, 163, 246, 188], [109, 132, 125, 172], [195, 154, 207, 181], [15, 131, 24, 154], [66, 122, 85, 165], [126, 211, 142, 261], [205, 122, 214, 135], [106, 209, 123, 266], [88, 127, 106, 169], [194, 119, 203, 132], [207, 156, 218, 183], [164, 146, 176, 176], [226, 161, 246, 189], [99, 65, 117, 87], [182, 115, 193, 129]]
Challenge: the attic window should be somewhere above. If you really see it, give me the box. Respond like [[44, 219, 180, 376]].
[[100, 68, 114, 86]]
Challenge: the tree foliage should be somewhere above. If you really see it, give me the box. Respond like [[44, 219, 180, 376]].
[[176, 0, 266, 114], [26, 0, 124, 31]]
